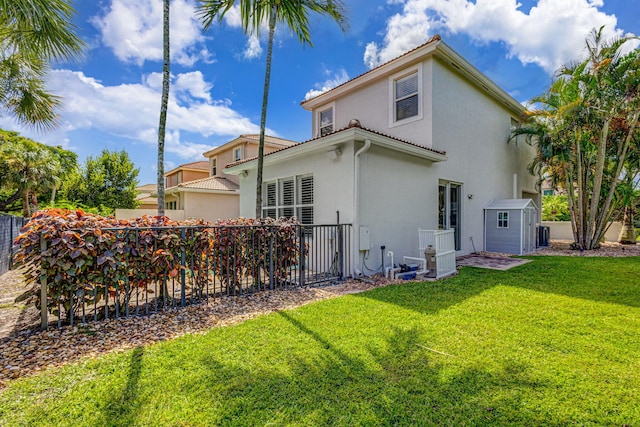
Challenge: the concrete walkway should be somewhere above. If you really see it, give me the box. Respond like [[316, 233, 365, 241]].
[[456, 254, 531, 271]]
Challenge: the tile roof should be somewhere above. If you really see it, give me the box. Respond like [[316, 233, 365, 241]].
[[178, 160, 209, 170], [136, 183, 157, 192], [135, 192, 155, 201], [301, 35, 442, 106], [167, 176, 239, 192], [225, 122, 446, 168]]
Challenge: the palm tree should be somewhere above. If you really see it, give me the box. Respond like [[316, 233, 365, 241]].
[[0, 0, 84, 129], [157, 0, 170, 217], [2, 142, 59, 216], [515, 27, 640, 249], [197, 0, 348, 217]]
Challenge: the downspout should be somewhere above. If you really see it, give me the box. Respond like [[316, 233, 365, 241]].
[[353, 138, 372, 276], [512, 173, 518, 199]]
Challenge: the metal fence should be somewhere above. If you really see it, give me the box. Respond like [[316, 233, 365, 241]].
[[34, 223, 352, 329], [0, 214, 28, 276]]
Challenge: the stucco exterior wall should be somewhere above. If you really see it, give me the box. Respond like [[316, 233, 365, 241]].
[[315, 59, 435, 148], [238, 142, 355, 224], [356, 144, 440, 271], [183, 192, 239, 222], [430, 59, 538, 254], [542, 221, 623, 242], [115, 209, 185, 221]]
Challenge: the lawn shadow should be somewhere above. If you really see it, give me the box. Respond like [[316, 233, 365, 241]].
[[352, 267, 497, 316], [179, 313, 558, 425], [100, 346, 144, 426]]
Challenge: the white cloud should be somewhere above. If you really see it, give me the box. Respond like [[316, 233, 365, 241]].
[[304, 68, 350, 100], [173, 71, 213, 102], [365, 0, 632, 73], [4, 69, 269, 161], [244, 35, 263, 59], [91, 0, 211, 67]]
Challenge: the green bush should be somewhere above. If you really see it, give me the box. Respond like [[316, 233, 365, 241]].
[[542, 195, 571, 221]]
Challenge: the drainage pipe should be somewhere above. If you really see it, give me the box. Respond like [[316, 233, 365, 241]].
[[353, 139, 372, 276]]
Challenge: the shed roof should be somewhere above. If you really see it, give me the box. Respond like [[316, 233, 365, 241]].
[[484, 199, 537, 210]]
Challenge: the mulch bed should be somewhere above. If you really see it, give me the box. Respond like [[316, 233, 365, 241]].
[[0, 241, 637, 389]]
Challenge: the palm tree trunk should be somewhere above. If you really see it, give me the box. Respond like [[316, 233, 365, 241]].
[[585, 117, 610, 249], [157, 0, 170, 218], [593, 112, 638, 244], [22, 188, 31, 218], [255, 6, 277, 218]]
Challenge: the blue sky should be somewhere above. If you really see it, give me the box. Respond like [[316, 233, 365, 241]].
[[2, 0, 639, 185]]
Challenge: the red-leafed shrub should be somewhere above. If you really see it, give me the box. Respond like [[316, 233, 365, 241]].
[[13, 209, 302, 323], [13, 209, 212, 321], [210, 217, 302, 291]]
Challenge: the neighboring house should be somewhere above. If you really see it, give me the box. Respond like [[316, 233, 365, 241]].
[[226, 35, 539, 275], [134, 183, 158, 209], [165, 135, 298, 222], [164, 160, 210, 210]]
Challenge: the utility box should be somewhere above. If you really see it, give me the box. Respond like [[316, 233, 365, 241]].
[[359, 226, 371, 251]]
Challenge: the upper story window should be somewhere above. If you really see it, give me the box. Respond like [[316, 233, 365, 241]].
[[389, 64, 422, 127], [211, 157, 217, 176], [395, 73, 418, 120], [318, 105, 334, 137], [233, 147, 242, 162], [497, 211, 509, 228]]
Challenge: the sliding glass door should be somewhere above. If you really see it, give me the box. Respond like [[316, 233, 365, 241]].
[[438, 181, 461, 250]]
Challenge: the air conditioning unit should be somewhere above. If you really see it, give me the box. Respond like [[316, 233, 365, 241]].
[[537, 226, 550, 247]]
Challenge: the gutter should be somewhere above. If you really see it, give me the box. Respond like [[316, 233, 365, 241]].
[[353, 138, 371, 276]]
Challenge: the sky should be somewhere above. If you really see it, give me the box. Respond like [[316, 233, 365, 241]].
[[2, 0, 639, 185]]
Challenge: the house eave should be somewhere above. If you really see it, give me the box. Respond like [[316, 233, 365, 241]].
[[224, 127, 447, 175], [301, 40, 524, 117], [301, 42, 438, 111], [165, 187, 239, 195]]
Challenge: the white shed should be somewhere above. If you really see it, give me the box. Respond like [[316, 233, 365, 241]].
[[484, 199, 538, 255]]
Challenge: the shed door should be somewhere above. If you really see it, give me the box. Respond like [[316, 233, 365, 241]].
[[523, 208, 535, 254]]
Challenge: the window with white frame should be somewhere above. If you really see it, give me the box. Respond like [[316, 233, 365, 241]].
[[318, 106, 334, 137], [211, 157, 217, 176], [497, 211, 509, 228], [166, 201, 177, 210], [392, 70, 420, 122], [262, 175, 314, 225], [233, 147, 242, 162]]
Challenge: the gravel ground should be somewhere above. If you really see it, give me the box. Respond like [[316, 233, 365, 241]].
[[0, 240, 637, 389]]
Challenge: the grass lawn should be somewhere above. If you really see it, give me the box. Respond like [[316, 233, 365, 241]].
[[0, 256, 639, 426]]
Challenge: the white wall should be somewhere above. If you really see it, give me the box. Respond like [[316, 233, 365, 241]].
[[430, 58, 538, 254], [542, 221, 623, 243], [317, 58, 435, 149], [238, 142, 356, 224], [356, 144, 441, 272], [115, 209, 185, 221]]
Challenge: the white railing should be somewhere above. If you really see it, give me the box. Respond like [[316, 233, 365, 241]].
[[418, 229, 457, 279]]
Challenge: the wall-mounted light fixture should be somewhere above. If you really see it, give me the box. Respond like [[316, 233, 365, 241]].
[[327, 147, 342, 160], [240, 170, 248, 178]]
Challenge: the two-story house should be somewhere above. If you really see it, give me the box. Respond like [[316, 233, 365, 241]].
[[164, 134, 297, 222], [226, 36, 539, 273]]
